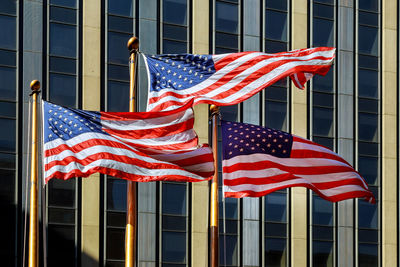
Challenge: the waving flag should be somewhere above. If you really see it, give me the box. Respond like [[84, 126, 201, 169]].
[[144, 47, 336, 111], [221, 120, 375, 203], [42, 101, 214, 183]]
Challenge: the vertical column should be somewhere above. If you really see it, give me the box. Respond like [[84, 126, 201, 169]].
[[337, 1, 355, 266], [191, 1, 209, 266], [290, 0, 308, 266], [381, 0, 397, 265], [137, 1, 158, 265], [81, 0, 101, 265], [242, 1, 260, 266]]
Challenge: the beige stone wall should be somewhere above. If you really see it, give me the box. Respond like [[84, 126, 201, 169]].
[[191, 0, 210, 266], [290, 0, 308, 266], [381, 0, 397, 265], [81, 0, 101, 265]]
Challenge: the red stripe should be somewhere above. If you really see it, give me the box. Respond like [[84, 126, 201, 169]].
[[103, 118, 194, 139], [290, 149, 350, 166], [165, 153, 215, 167], [122, 136, 199, 151]]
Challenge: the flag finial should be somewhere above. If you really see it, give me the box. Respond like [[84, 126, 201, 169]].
[[127, 36, 139, 53], [30, 80, 40, 93]]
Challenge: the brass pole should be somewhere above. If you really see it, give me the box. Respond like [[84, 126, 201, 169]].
[[210, 105, 220, 267], [125, 36, 139, 267], [28, 80, 41, 267]]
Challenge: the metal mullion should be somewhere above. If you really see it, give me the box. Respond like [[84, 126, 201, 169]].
[[49, 20, 77, 27], [0, 63, 17, 68], [107, 13, 134, 20]]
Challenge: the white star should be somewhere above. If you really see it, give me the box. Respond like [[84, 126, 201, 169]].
[[54, 130, 58, 133], [191, 61, 195, 65], [189, 80, 193, 84], [58, 107, 62, 110], [85, 123, 89, 126], [58, 115, 62, 119], [49, 126, 52, 129], [74, 124, 77, 127], [80, 119, 83, 122], [194, 72, 198, 76], [183, 67, 187, 71], [178, 85, 182, 88], [54, 121, 58, 125], [69, 113, 73, 116], [167, 79, 171, 83], [200, 75, 203, 79], [165, 59, 169, 63], [54, 112, 57, 116], [49, 118, 53, 121], [48, 134, 52, 138], [49, 110, 53, 113], [162, 76, 166, 80], [155, 63, 159, 67], [202, 66, 206, 70], [79, 127, 82, 131], [161, 66, 165, 70], [197, 64, 201, 68], [74, 116, 78, 119], [167, 70, 171, 73], [173, 72, 177, 76], [64, 128, 68, 132], [64, 118, 67, 121], [157, 80, 160, 84], [156, 73, 160, 76], [64, 110, 67, 113], [69, 131, 73, 135], [90, 127, 94, 130], [208, 68, 212, 72], [184, 77, 187, 81], [177, 65, 181, 68], [178, 75, 182, 79], [60, 125, 63, 128], [60, 134, 63, 138], [186, 59, 190, 63], [171, 62, 175, 66], [188, 70, 192, 74]]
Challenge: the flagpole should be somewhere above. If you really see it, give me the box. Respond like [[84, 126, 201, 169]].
[[28, 80, 40, 267], [210, 104, 220, 267], [125, 37, 139, 267]]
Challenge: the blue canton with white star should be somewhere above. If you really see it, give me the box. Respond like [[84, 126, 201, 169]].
[[221, 120, 293, 160], [43, 101, 105, 143], [146, 54, 216, 92]]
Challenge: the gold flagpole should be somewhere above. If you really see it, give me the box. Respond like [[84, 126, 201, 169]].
[[210, 105, 220, 267], [125, 37, 139, 267], [28, 80, 40, 267]]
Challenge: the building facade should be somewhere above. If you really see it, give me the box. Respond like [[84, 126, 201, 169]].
[[1, 0, 398, 266]]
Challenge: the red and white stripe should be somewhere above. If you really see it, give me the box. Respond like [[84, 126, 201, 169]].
[[222, 135, 375, 203], [43, 102, 214, 183], [146, 47, 336, 112]]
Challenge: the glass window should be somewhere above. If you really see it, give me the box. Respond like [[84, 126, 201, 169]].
[[358, 243, 378, 266], [50, 23, 77, 58], [162, 231, 186, 263], [108, 31, 131, 64], [265, 40, 287, 53], [0, 15, 16, 50], [266, 1, 287, 11], [47, 225, 76, 267], [163, 24, 187, 42], [312, 196, 333, 225], [359, 11, 378, 27], [0, 169, 15, 203], [219, 235, 238, 266], [163, 215, 186, 231], [108, 0, 134, 17], [107, 81, 129, 112], [0, 153, 15, 169], [108, 15, 133, 33], [313, 136, 333, 150], [358, 142, 378, 156], [265, 86, 287, 101], [108, 64, 129, 82], [163, 0, 187, 25], [359, 0, 378, 12], [215, 32, 239, 50], [358, 54, 378, 70], [312, 241, 333, 267], [265, 101, 287, 130], [313, 68, 334, 92], [0, 49, 16, 66], [358, 26, 378, 56], [358, 201, 378, 229], [107, 212, 126, 228], [265, 238, 287, 267], [48, 179, 76, 207], [313, 18, 334, 47], [358, 113, 378, 142], [50, 56, 76, 74], [163, 39, 187, 54], [50, 6, 77, 24], [358, 69, 378, 98], [312, 107, 334, 137], [106, 228, 125, 260], [107, 178, 127, 211], [0, 0, 16, 15], [216, 1, 238, 34], [313, 3, 334, 19], [313, 92, 333, 108], [0, 118, 15, 152], [265, 10, 287, 41], [162, 183, 186, 215], [48, 208, 75, 224], [358, 156, 378, 185], [0, 66, 16, 100], [50, 0, 77, 8], [49, 73, 76, 107]]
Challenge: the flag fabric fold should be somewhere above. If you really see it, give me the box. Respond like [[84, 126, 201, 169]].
[[221, 120, 375, 203], [42, 100, 214, 183], [144, 47, 336, 112]]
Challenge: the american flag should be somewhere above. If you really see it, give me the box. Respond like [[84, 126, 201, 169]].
[[144, 47, 336, 112], [42, 101, 214, 183], [221, 120, 375, 203]]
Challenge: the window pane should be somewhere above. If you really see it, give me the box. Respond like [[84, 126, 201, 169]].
[[359, 229, 378, 243], [358, 69, 378, 98], [358, 26, 378, 56], [265, 193, 287, 222], [108, 64, 129, 81], [107, 212, 126, 227], [313, 226, 333, 241], [0, 16, 16, 50], [265, 10, 287, 41], [359, 0, 378, 12], [265, 238, 287, 267], [358, 243, 378, 267], [0, 169, 15, 203], [50, 56, 76, 74], [215, 1, 238, 34], [219, 219, 237, 234], [49, 73, 76, 107], [219, 235, 238, 265], [107, 81, 129, 112], [163, 24, 187, 42], [48, 207, 75, 224], [163, 215, 186, 231], [50, 23, 77, 58], [219, 194, 238, 219], [162, 231, 186, 263], [313, 67, 333, 92], [358, 98, 378, 113], [108, 15, 133, 33], [0, 0, 16, 15], [358, 156, 378, 185], [313, 92, 333, 108], [0, 153, 15, 169], [312, 136, 333, 150], [359, 11, 378, 27], [265, 101, 287, 131], [358, 201, 378, 229], [162, 183, 186, 215], [0, 49, 16, 66], [265, 40, 287, 53], [163, 0, 187, 25], [50, 6, 76, 24], [313, 241, 333, 267], [108, 0, 133, 17], [107, 228, 125, 260], [313, 18, 334, 47], [358, 55, 378, 70], [358, 112, 378, 142], [0, 118, 15, 152], [265, 86, 287, 101], [358, 142, 378, 156], [163, 39, 187, 54], [215, 32, 238, 50], [0, 66, 16, 100], [313, 3, 334, 19], [108, 31, 131, 64], [48, 179, 75, 207], [107, 178, 127, 211], [50, 0, 77, 8], [220, 105, 238, 121], [312, 107, 333, 137], [47, 225, 75, 267], [265, 222, 286, 237], [312, 196, 333, 225], [266, 1, 287, 11]]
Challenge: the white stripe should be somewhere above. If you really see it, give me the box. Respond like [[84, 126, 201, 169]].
[[101, 107, 193, 131], [292, 73, 303, 88], [151, 146, 212, 161], [292, 140, 344, 158], [179, 162, 215, 173]]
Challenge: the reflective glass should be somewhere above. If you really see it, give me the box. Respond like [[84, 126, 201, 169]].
[[314, 0, 334, 3], [313, 67, 333, 92], [265, 193, 287, 222], [108, 0, 133, 17], [219, 235, 238, 265], [47, 225, 75, 267], [265, 10, 287, 41], [48, 179, 75, 207], [163, 24, 187, 42], [265, 101, 287, 131], [265, 40, 287, 53], [163, 0, 187, 25], [219, 219, 237, 234], [0, 169, 15, 203], [163, 215, 186, 231], [313, 226, 333, 241], [265, 86, 287, 101], [107, 228, 125, 260], [313, 3, 334, 19], [50, 0, 77, 8], [313, 136, 333, 150], [0, 66, 16, 100], [358, 26, 378, 56], [0, 0, 16, 15], [107, 81, 129, 112], [359, 11, 379, 26], [108, 15, 133, 33], [50, 23, 77, 58], [265, 222, 286, 237], [313, 92, 333, 108], [220, 105, 238, 121], [358, 201, 378, 228], [312, 196, 333, 225], [0, 16, 16, 50], [0, 49, 16, 66], [108, 31, 131, 64], [108, 64, 129, 81], [162, 183, 186, 215], [265, 238, 287, 267], [359, 0, 378, 12], [162, 231, 186, 263], [266, 1, 287, 11], [107, 178, 127, 211], [215, 47, 238, 54], [215, 32, 238, 50], [50, 56, 76, 74], [0, 118, 15, 152], [358, 55, 378, 70], [358, 69, 378, 98], [358, 98, 378, 114], [358, 243, 378, 267], [358, 142, 378, 156], [312, 107, 333, 137], [107, 212, 126, 227], [358, 112, 378, 142], [48, 207, 75, 224], [49, 73, 76, 107], [358, 229, 378, 243], [312, 241, 333, 267], [50, 6, 76, 24], [313, 18, 334, 47], [0, 153, 15, 169], [358, 156, 378, 185], [215, 1, 238, 33], [163, 39, 187, 54], [219, 196, 238, 219]]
